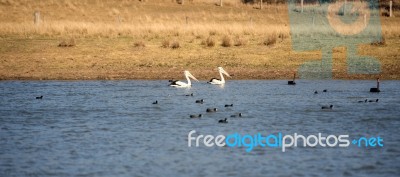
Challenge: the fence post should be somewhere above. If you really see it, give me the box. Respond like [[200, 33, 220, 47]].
[[301, 0, 303, 13], [260, 0, 262, 10], [34, 11, 40, 25], [220, 0, 223, 7], [390, 1, 393, 17]]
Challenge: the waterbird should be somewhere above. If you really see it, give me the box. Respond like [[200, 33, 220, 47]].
[[314, 90, 318, 94], [218, 118, 228, 123], [323, 89, 327, 92], [36, 96, 43, 99], [370, 78, 380, 92], [368, 99, 379, 103], [206, 108, 218, 112], [169, 71, 199, 88], [230, 113, 242, 117], [185, 93, 194, 96], [288, 72, 296, 85], [195, 99, 204, 104], [152, 100, 158, 104], [208, 67, 231, 85], [321, 105, 333, 110], [358, 99, 368, 103], [190, 114, 202, 118], [224, 104, 233, 107]]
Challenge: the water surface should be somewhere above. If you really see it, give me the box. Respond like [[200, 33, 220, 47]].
[[0, 80, 399, 177]]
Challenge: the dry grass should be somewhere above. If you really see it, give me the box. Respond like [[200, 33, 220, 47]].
[[0, 0, 399, 80]]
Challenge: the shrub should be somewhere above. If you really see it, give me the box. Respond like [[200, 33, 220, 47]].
[[264, 33, 277, 46], [58, 38, 75, 47], [161, 39, 170, 48], [171, 40, 180, 49], [221, 35, 232, 47], [371, 37, 386, 46], [234, 37, 247, 46], [134, 40, 145, 48], [205, 36, 215, 47]]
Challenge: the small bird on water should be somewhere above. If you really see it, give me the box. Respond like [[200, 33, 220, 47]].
[[321, 105, 333, 110], [206, 108, 217, 112], [195, 99, 204, 104], [36, 96, 43, 99], [230, 113, 242, 118], [190, 114, 202, 118], [152, 100, 158, 104], [224, 104, 233, 107], [218, 118, 228, 123]]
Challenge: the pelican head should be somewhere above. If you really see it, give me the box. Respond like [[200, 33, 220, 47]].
[[184, 70, 199, 82], [218, 67, 231, 77]]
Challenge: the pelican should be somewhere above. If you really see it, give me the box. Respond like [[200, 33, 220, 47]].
[[208, 67, 231, 85], [169, 70, 199, 88]]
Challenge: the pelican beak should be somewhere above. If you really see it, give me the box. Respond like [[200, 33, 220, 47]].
[[189, 73, 199, 82], [222, 69, 231, 77]]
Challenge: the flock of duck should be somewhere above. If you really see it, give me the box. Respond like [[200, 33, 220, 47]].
[[153, 67, 382, 123]]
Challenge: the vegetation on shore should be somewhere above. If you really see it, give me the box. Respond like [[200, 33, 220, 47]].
[[0, 0, 399, 80]]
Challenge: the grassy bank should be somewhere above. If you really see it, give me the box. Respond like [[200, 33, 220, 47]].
[[0, 0, 399, 80]]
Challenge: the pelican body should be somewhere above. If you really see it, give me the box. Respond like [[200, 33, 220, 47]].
[[208, 67, 231, 85], [169, 71, 199, 88]]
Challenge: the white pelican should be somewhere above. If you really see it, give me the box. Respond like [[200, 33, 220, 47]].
[[169, 70, 198, 88], [208, 67, 231, 85]]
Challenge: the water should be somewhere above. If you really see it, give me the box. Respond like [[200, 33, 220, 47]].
[[0, 80, 399, 177]]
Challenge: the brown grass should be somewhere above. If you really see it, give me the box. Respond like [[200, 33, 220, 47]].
[[0, 0, 399, 80]]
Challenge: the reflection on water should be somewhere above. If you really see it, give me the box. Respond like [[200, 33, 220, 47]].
[[0, 80, 399, 177]]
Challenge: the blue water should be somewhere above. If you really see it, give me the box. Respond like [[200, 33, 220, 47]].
[[0, 80, 399, 177]]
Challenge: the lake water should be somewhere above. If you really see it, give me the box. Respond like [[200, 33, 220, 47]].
[[0, 80, 399, 177]]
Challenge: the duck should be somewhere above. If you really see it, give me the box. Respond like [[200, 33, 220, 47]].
[[368, 99, 379, 103], [323, 89, 327, 92], [185, 93, 194, 96], [190, 114, 202, 118], [195, 99, 204, 104], [152, 100, 158, 104], [314, 90, 318, 94], [321, 105, 333, 109], [224, 104, 233, 107], [218, 118, 228, 123], [36, 96, 43, 99], [206, 108, 218, 112], [230, 113, 242, 117], [358, 99, 368, 103]]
